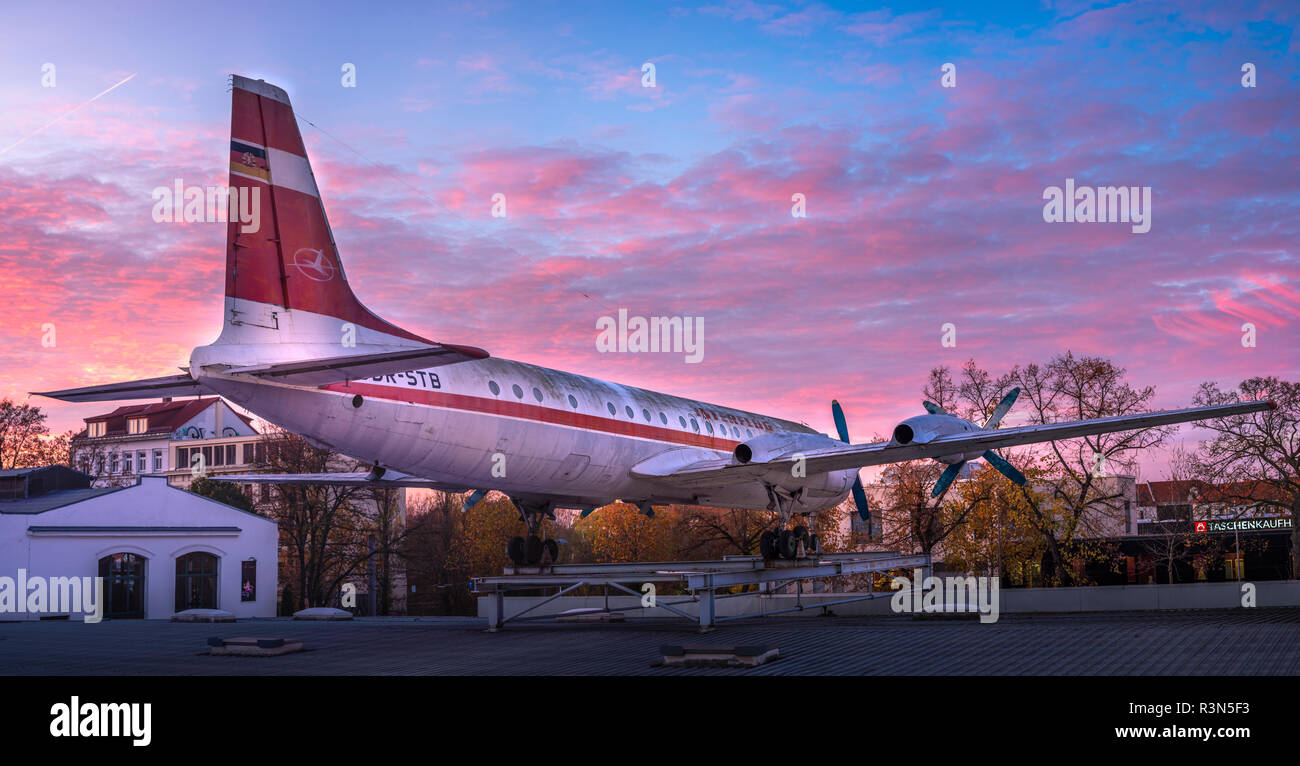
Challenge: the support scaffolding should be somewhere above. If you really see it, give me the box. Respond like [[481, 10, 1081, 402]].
[[473, 550, 932, 631]]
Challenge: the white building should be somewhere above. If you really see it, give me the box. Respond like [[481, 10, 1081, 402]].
[[70, 397, 262, 491], [69, 396, 412, 614], [0, 466, 277, 620]]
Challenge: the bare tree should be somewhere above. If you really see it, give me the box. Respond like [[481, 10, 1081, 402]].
[[1188, 376, 1300, 577], [0, 400, 70, 469], [258, 427, 369, 609], [875, 459, 993, 562], [924, 353, 1174, 585]]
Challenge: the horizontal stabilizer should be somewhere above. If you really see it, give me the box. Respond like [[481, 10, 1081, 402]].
[[219, 344, 488, 387], [33, 374, 216, 403], [212, 471, 470, 492]]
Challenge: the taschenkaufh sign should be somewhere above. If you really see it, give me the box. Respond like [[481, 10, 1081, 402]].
[[1195, 518, 1293, 533]]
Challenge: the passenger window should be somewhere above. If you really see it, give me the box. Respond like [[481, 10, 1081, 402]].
[[690, 419, 699, 433], [679, 416, 687, 428], [706, 422, 714, 434], [625, 405, 634, 419], [533, 387, 543, 402], [488, 381, 500, 396], [643, 409, 651, 423], [568, 394, 578, 409], [607, 402, 616, 416], [659, 412, 667, 425], [512, 384, 523, 399]]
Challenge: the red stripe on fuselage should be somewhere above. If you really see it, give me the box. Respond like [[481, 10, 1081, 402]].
[[323, 381, 743, 451]]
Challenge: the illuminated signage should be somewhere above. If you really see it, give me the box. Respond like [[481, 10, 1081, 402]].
[[1198, 518, 1292, 533]]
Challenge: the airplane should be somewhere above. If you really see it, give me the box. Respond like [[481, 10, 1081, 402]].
[[36, 75, 1275, 565]]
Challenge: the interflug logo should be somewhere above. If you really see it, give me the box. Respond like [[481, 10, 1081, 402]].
[[292, 247, 336, 282]]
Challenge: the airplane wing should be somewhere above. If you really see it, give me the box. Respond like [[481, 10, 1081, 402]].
[[33, 373, 217, 403], [212, 470, 471, 493], [218, 344, 488, 387], [633, 400, 1275, 489]]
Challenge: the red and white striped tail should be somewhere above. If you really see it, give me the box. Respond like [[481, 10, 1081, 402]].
[[221, 75, 429, 347]]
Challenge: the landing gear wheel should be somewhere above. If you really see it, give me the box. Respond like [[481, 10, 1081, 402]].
[[524, 535, 543, 565], [507, 536, 526, 565], [792, 525, 808, 541], [778, 529, 798, 559], [542, 538, 559, 564], [760, 530, 779, 559]]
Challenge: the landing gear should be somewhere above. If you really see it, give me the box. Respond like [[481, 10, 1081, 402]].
[[507, 536, 526, 564], [504, 498, 561, 567], [759, 485, 820, 561], [778, 529, 797, 559]]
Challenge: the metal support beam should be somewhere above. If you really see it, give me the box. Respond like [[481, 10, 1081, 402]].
[[472, 550, 931, 631]]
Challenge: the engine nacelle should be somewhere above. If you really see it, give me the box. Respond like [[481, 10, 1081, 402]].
[[733, 432, 842, 465], [890, 413, 984, 465]]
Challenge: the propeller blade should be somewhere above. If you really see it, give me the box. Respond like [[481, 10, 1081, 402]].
[[931, 461, 965, 497], [982, 450, 1027, 485], [831, 400, 871, 528], [851, 476, 871, 522], [831, 399, 851, 443], [462, 489, 487, 512], [922, 400, 947, 415], [982, 387, 1020, 429]]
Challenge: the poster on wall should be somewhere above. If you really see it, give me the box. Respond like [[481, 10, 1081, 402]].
[[241, 560, 256, 602]]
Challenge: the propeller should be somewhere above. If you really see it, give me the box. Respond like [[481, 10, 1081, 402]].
[[831, 400, 872, 530], [929, 387, 1027, 498], [462, 489, 487, 512]]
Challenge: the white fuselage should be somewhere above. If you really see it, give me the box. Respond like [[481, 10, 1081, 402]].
[[196, 350, 856, 513], [188, 298, 854, 513]]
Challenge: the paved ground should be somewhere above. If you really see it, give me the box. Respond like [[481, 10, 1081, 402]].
[[1, 608, 1298, 675]]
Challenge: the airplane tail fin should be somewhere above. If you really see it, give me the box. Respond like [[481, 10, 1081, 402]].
[[218, 75, 467, 354]]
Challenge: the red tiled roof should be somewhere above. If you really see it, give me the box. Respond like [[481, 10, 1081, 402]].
[[79, 398, 256, 438], [1137, 479, 1288, 505]]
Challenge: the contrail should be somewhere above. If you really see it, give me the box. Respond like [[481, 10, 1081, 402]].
[[0, 72, 137, 157]]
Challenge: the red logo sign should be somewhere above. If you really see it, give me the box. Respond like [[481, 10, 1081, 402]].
[[1195, 521, 1207, 533]]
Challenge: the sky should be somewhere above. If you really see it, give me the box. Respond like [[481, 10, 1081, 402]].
[[0, 0, 1296, 481]]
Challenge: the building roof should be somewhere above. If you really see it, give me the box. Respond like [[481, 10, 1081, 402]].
[[1137, 479, 1289, 505], [0, 466, 90, 478], [0, 465, 95, 503], [0, 485, 125, 514], [77, 397, 256, 439]]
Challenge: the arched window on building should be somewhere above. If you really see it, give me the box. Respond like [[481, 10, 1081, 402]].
[[99, 552, 146, 619], [175, 552, 219, 612]]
